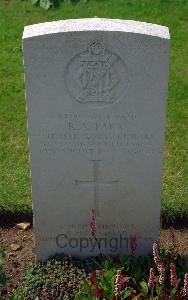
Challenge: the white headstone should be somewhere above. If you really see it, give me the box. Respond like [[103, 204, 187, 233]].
[[23, 18, 170, 261]]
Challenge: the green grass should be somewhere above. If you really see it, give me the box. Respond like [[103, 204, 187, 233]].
[[0, 0, 187, 217]]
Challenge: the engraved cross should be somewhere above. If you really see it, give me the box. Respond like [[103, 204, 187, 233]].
[[75, 160, 119, 217]]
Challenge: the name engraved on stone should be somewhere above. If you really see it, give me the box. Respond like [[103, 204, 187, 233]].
[[65, 40, 129, 105], [75, 160, 119, 217]]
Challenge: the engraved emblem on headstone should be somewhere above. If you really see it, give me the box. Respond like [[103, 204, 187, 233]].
[[65, 40, 129, 105]]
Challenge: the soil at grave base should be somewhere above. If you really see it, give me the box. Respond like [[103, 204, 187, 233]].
[[0, 226, 188, 299]]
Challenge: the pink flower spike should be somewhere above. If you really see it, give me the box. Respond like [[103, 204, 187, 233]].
[[115, 270, 122, 297], [158, 262, 165, 285], [90, 209, 96, 237], [148, 268, 155, 289], [170, 262, 180, 288], [183, 273, 188, 297], [153, 242, 160, 266]]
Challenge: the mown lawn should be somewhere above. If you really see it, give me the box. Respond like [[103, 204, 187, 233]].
[[0, 0, 187, 218]]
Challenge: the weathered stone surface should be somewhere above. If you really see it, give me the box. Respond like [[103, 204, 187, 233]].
[[23, 18, 170, 261]]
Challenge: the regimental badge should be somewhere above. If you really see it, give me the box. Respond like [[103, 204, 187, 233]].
[[65, 40, 129, 105]]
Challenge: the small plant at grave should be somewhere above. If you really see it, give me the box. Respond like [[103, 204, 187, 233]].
[[31, 0, 89, 10], [11, 251, 188, 299], [0, 246, 7, 300], [11, 227, 188, 299], [75, 243, 188, 299], [11, 256, 89, 299]]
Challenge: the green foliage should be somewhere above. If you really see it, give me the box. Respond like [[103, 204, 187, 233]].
[[12, 256, 88, 299], [140, 281, 148, 295], [12, 244, 188, 299], [31, 0, 54, 10], [76, 252, 187, 299], [31, 0, 89, 10]]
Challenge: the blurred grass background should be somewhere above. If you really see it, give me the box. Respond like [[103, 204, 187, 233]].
[[0, 0, 187, 220]]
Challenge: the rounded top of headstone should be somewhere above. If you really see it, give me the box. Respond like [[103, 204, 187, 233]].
[[23, 18, 170, 40]]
